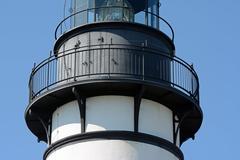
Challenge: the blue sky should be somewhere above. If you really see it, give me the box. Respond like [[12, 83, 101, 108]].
[[0, 0, 239, 159]]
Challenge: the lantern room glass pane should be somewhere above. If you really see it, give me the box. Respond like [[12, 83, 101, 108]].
[[69, 0, 160, 29], [96, 0, 134, 22], [71, 0, 88, 27]]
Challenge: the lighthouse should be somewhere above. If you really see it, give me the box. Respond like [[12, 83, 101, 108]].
[[25, 0, 203, 160]]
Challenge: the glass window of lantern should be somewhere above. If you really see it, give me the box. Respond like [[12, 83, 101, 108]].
[[88, 0, 96, 23], [70, 0, 135, 28], [71, 0, 88, 27], [95, 0, 134, 22]]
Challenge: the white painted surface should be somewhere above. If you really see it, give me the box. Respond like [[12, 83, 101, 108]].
[[51, 101, 81, 143], [46, 140, 179, 160], [86, 96, 134, 132], [51, 96, 175, 144], [139, 99, 173, 142]]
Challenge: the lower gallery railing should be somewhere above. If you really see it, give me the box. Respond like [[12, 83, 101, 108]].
[[29, 44, 199, 104]]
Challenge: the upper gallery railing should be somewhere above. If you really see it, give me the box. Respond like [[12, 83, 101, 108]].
[[55, 6, 174, 41], [29, 44, 199, 104]]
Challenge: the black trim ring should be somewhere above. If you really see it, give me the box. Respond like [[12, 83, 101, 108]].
[[44, 131, 184, 160]]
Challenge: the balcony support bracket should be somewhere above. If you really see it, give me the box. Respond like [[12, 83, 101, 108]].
[[72, 87, 86, 133], [134, 85, 145, 132]]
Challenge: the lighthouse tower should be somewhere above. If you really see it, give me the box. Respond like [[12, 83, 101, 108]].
[[25, 0, 203, 160]]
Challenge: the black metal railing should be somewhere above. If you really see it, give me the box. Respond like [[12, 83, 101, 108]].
[[29, 44, 199, 103], [55, 6, 174, 41]]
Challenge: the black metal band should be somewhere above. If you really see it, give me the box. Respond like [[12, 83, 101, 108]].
[[44, 131, 184, 160]]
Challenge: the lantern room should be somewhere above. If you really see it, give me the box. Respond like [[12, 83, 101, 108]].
[[70, 0, 161, 29]]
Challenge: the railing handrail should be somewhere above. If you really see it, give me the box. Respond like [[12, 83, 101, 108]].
[[29, 44, 199, 103], [54, 6, 174, 41], [144, 10, 175, 42]]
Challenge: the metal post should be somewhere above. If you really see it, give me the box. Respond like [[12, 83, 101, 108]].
[[145, 0, 149, 26], [30, 63, 36, 101], [94, 0, 96, 22], [157, 1, 160, 29], [108, 44, 111, 78], [142, 47, 145, 80], [74, 0, 77, 27]]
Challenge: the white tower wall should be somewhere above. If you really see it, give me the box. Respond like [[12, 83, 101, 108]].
[[48, 96, 180, 160], [47, 140, 179, 160]]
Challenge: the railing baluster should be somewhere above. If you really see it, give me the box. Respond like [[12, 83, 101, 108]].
[[47, 53, 51, 90], [108, 45, 111, 78], [172, 60, 174, 87], [191, 64, 194, 96], [142, 50, 145, 80]]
